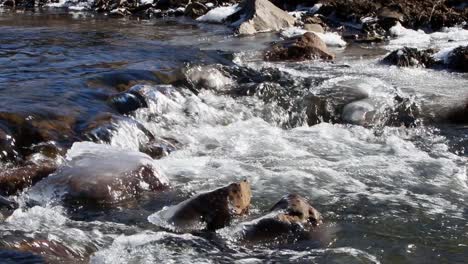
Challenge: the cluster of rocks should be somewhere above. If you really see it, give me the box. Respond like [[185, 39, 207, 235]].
[[382, 45, 468, 72], [152, 180, 324, 245]]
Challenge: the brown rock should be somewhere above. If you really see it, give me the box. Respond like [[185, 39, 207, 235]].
[[227, 0, 296, 35], [235, 194, 324, 245], [0, 162, 57, 196], [270, 194, 322, 226], [264, 32, 335, 62], [165, 180, 252, 231]]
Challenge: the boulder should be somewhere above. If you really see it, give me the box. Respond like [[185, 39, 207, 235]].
[[382, 47, 436, 68], [29, 142, 169, 204], [264, 32, 335, 61], [447, 46, 468, 73], [0, 162, 57, 196], [234, 194, 324, 244], [227, 0, 296, 35], [149, 180, 251, 231]]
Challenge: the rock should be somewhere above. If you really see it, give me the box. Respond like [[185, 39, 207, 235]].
[[447, 46, 468, 73], [82, 113, 155, 143], [0, 125, 18, 163], [0, 195, 18, 221], [184, 2, 210, 18], [107, 90, 148, 115], [0, 112, 76, 162], [304, 23, 324, 33], [30, 142, 168, 204], [377, 6, 404, 30], [0, 162, 57, 196], [140, 137, 179, 159], [382, 47, 436, 68], [227, 0, 296, 35], [151, 180, 251, 231], [264, 32, 335, 62], [445, 103, 468, 124], [235, 194, 324, 244]]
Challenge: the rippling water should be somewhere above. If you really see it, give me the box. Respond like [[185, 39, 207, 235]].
[[0, 9, 467, 264]]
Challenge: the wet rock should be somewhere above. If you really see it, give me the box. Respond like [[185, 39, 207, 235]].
[[447, 46, 468, 73], [303, 23, 324, 33], [30, 142, 169, 204], [236, 194, 324, 244], [0, 126, 18, 163], [184, 2, 210, 18], [0, 162, 57, 196], [152, 180, 251, 231], [227, 0, 296, 35], [140, 137, 179, 159], [0, 195, 18, 221], [264, 32, 335, 62], [82, 113, 155, 143], [0, 112, 76, 163], [382, 47, 436, 68], [108, 90, 148, 115]]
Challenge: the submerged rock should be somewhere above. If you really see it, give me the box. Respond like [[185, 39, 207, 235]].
[[447, 45, 468, 73], [227, 0, 295, 35], [382, 47, 436, 68], [149, 180, 251, 231], [30, 142, 169, 204], [264, 32, 335, 61]]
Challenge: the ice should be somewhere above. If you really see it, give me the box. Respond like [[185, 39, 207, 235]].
[[387, 22, 468, 50]]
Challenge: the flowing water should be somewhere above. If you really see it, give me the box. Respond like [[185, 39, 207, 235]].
[[0, 9, 467, 264]]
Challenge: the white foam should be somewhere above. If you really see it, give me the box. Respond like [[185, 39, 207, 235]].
[[197, 4, 240, 23], [90, 231, 218, 264]]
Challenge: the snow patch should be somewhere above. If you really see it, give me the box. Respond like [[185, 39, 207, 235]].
[[197, 4, 240, 23]]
